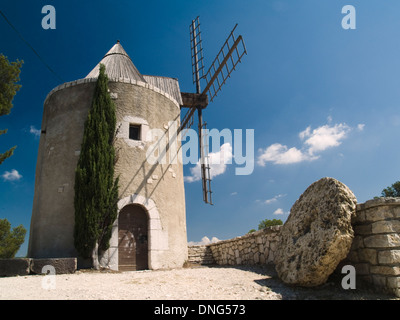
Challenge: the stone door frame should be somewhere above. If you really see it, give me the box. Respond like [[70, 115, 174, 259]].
[[100, 194, 169, 270]]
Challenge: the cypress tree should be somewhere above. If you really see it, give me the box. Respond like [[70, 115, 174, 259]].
[[74, 64, 119, 269]]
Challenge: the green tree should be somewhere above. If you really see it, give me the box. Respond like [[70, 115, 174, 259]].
[[248, 218, 283, 234], [0, 54, 23, 165], [381, 181, 400, 198], [258, 218, 283, 230], [74, 64, 119, 270], [0, 218, 27, 258]]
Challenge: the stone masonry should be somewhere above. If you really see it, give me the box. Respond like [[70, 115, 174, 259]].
[[341, 198, 400, 297], [188, 226, 281, 266], [187, 246, 215, 265]]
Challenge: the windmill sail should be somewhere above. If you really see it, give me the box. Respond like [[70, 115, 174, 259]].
[[190, 16, 205, 93], [180, 17, 247, 204], [198, 109, 213, 204], [202, 24, 247, 102]]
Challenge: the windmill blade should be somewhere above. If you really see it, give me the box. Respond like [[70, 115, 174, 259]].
[[180, 18, 247, 205], [202, 24, 247, 102], [198, 108, 213, 205], [178, 17, 208, 134], [179, 107, 195, 139], [190, 16, 205, 93]]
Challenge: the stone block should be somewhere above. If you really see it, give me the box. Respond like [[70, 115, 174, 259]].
[[371, 220, 400, 234], [366, 208, 394, 222], [253, 253, 259, 263], [378, 250, 400, 265], [358, 248, 377, 265], [353, 210, 366, 224], [30, 258, 77, 275], [370, 266, 400, 276], [350, 236, 364, 250], [387, 276, 400, 289], [0, 259, 31, 277], [267, 250, 274, 263], [364, 234, 400, 248]]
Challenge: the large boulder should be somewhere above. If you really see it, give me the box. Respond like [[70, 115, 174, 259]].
[[275, 177, 357, 287]]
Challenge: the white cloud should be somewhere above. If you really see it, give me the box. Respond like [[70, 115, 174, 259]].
[[2, 169, 22, 181], [188, 236, 221, 246], [258, 122, 353, 166], [264, 194, 286, 205], [357, 124, 365, 131], [231, 192, 238, 196], [300, 123, 351, 155], [273, 208, 287, 215], [257, 143, 317, 166], [30, 126, 41, 138], [185, 143, 233, 183]]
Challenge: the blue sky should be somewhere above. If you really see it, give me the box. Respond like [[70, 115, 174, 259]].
[[1, 0, 400, 256]]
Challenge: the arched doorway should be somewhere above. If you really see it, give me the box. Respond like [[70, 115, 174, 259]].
[[118, 204, 148, 271]]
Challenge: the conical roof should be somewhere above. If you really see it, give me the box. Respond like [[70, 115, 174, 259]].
[[85, 41, 146, 82]]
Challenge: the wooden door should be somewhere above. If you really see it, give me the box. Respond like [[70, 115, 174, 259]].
[[118, 205, 148, 271]]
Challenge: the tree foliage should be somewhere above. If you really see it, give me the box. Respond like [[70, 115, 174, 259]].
[[74, 64, 119, 268], [248, 218, 283, 233], [0, 218, 26, 258], [258, 218, 283, 230], [0, 54, 23, 165], [381, 181, 400, 198]]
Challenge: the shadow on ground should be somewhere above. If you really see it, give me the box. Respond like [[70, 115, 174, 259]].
[[204, 264, 397, 300]]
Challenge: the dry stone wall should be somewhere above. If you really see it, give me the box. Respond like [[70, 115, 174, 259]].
[[187, 245, 215, 265], [188, 226, 281, 266]]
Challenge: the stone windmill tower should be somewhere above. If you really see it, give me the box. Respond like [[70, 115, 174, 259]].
[[28, 41, 188, 271]]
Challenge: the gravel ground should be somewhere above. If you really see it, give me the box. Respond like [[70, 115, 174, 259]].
[[0, 265, 397, 300]]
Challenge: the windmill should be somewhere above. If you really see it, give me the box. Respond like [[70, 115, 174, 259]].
[[179, 16, 247, 205]]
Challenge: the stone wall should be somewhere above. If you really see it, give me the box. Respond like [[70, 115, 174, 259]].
[[188, 226, 281, 266], [187, 246, 215, 265], [341, 198, 400, 297]]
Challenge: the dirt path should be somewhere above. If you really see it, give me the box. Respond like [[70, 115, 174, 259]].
[[0, 265, 396, 300]]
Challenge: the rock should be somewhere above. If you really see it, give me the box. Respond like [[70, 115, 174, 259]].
[[0, 258, 31, 277], [275, 177, 357, 287], [30, 258, 77, 275]]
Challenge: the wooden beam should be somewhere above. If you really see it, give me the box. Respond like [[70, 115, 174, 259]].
[[180, 92, 209, 109]]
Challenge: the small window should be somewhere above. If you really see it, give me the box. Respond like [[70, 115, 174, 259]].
[[129, 124, 141, 141]]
